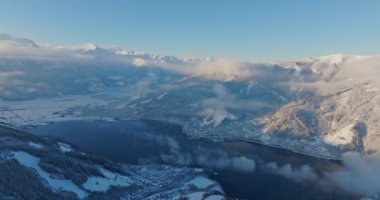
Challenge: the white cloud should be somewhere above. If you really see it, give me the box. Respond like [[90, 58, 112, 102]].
[[194, 149, 256, 173], [137, 132, 256, 173], [265, 162, 318, 182], [0, 70, 25, 78], [200, 84, 237, 126], [325, 151, 380, 197], [200, 84, 270, 126], [0, 33, 266, 82], [264, 151, 380, 198], [231, 156, 256, 173], [284, 55, 380, 94], [76, 43, 97, 51], [158, 57, 257, 80], [133, 58, 146, 67]]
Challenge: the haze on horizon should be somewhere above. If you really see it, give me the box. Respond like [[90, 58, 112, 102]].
[[0, 0, 379, 62]]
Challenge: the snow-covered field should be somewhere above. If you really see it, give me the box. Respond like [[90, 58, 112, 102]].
[[324, 124, 356, 146], [83, 168, 132, 192], [11, 151, 88, 199], [186, 176, 218, 189], [0, 95, 109, 127], [57, 142, 73, 153]]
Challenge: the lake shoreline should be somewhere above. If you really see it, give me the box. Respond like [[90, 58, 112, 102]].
[[25, 119, 357, 200]]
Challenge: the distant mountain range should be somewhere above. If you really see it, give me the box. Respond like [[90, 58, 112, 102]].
[[1, 33, 380, 159]]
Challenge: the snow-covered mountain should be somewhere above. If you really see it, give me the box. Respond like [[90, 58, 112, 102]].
[[1, 33, 380, 159], [0, 33, 39, 48]]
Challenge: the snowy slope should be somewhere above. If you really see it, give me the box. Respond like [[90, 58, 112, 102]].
[[0, 125, 225, 200]]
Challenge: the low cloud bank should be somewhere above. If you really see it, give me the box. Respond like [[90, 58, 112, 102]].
[[265, 162, 318, 182], [285, 55, 380, 94], [0, 33, 267, 81], [200, 84, 270, 126], [156, 132, 380, 198], [199, 84, 238, 126], [194, 148, 256, 173], [143, 133, 256, 173], [325, 151, 380, 198], [128, 127, 380, 198], [264, 151, 380, 198], [0, 33, 270, 101], [160, 57, 257, 80]]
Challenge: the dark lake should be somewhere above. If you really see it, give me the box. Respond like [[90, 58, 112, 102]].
[[29, 120, 358, 200]]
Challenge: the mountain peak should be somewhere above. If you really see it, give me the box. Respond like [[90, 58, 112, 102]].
[[0, 33, 39, 48], [77, 43, 98, 51]]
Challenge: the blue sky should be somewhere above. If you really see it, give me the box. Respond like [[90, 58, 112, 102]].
[[0, 0, 379, 61]]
